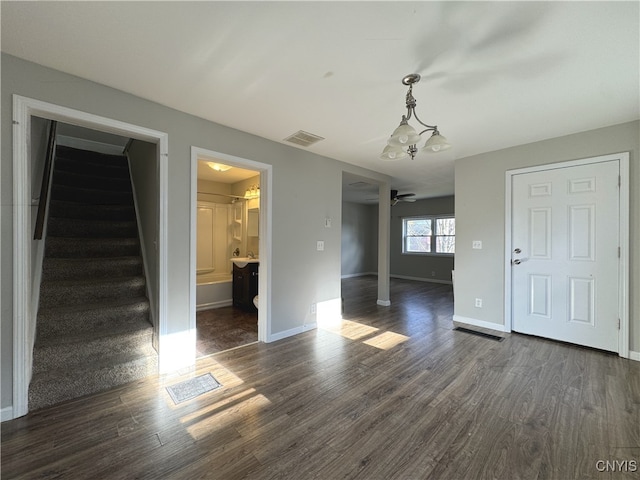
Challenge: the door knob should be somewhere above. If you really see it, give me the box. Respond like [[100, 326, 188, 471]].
[[513, 259, 521, 265], [514, 248, 521, 254]]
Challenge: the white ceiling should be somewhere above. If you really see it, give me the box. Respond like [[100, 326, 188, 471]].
[[2, 2, 638, 202], [197, 158, 259, 184]]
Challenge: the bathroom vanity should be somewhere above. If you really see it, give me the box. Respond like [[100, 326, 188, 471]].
[[232, 258, 259, 312]]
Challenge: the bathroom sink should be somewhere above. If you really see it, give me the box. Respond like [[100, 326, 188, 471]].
[[231, 257, 259, 268]]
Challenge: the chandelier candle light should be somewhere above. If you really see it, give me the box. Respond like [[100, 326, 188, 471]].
[[381, 73, 451, 161]]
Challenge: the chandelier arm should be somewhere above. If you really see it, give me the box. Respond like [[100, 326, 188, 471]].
[[410, 108, 438, 132], [418, 127, 438, 137]]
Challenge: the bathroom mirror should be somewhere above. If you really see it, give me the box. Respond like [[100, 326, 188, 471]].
[[247, 208, 259, 237]]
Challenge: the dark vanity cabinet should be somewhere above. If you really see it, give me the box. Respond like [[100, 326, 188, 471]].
[[233, 262, 258, 311]]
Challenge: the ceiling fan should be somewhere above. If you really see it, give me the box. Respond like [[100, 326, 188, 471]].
[[391, 189, 416, 206]]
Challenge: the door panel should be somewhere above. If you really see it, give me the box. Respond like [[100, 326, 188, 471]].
[[511, 160, 619, 352]]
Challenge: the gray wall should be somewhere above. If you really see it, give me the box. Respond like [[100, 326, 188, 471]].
[[1, 54, 391, 410], [128, 140, 160, 338], [390, 196, 455, 282], [454, 120, 640, 352], [341, 201, 378, 277]]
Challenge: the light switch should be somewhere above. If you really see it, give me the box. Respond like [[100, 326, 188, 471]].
[[472, 240, 482, 249], [317, 240, 324, 251], [325, 217, 332, 228]]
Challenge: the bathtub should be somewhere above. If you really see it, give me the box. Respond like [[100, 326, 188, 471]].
[[196, 271, 232, 311]]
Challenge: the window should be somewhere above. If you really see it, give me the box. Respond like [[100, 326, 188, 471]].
[[402, 216, 455, 255]]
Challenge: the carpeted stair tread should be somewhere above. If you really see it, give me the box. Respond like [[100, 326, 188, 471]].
[[52, 169, 133, 192], [47, 217, 138, 238], [51, 184, 134, 205], [42, 256, 143, 281], [48, 200, 136, 221], [39, 275, 146, 308], [45, 236, 139, 258], [36, 296, 151, 339], [28, 355, 158, 411], [55, 145, 129, 167], [32, 332, 157, 375], [53, 156, 129, 179]]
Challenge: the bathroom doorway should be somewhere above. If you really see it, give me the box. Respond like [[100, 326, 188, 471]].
[[193, 152, 263, 357]]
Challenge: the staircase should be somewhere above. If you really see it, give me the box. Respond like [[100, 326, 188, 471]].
[[29, 145, 158, 411]]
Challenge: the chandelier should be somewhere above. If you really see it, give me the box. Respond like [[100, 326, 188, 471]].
[[380, 73, 451, 161]]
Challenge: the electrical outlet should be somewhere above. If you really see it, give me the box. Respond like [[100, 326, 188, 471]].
[[310, 303, 317, 314], [472, 241, 482, 249], [475, 298, 483, 308], [431, 271, 436, 277], [317, 240, 324, 251]]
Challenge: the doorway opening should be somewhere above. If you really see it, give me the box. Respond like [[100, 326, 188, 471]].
[[195, 158, 260, 356], [340, 172, 391, 307], [190, 147, 271, 356], [11, 95, 168, 419]]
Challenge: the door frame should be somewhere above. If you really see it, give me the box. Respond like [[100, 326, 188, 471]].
[[11, 95, 169, 419], [190, 147, 272, 343], [504, 152, 629, 358]]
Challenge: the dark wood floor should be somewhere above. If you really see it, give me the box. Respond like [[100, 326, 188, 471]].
[[196, 306, 258, 357], [2, 276, 639, 479]]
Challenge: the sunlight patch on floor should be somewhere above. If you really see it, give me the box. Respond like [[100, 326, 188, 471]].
[[319, 319, 379, 340], [318, 317, 409, 350], [179, 387, 258, 424], [363, 331, 409, 350], [184, 389, 272, 440]]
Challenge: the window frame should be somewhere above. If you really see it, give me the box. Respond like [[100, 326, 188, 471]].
[[401, 214, 455, 257]]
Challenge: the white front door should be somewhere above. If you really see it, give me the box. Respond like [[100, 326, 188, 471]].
[[511, 160, 620, 352]]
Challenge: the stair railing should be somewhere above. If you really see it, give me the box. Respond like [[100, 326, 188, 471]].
[[34, 120, 57, 240]]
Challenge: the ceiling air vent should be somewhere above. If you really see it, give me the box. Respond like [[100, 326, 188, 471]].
[[284, 130, 325, 147]]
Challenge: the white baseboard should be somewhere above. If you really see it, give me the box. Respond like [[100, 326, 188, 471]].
[[267, 322, 317, 343], [630, 350, 640, 362], [1, 406, 15, 422], [341, 272, 377, 279], [390, 274, 453, 285], [453, 315, 508, 333], [196, 300, 233, 312]]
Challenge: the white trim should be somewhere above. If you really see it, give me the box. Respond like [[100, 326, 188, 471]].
[[1, 407, 14, 423], [190, 147, 272, 347], [504, 152, 630, 358], [196, 300, 233, 312], [11, 95, 169, 420], [630, 351, 640, 362], [12, 95, 33, 420], [453, 315, 509, 333], [377, 299, 392, 306], [390, 274, 453, 285], [267, 322, 317, 343], [341, 272, 377, 279], [618, 156, 630, 358]]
